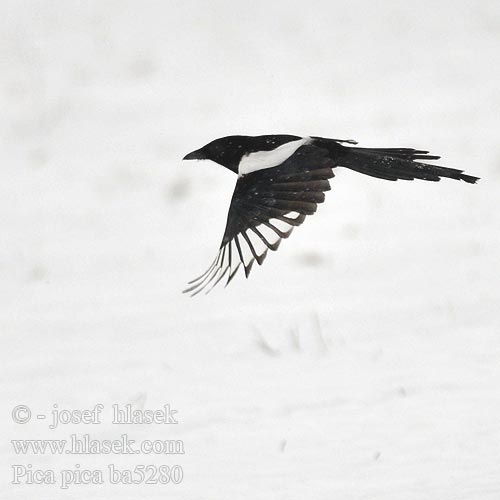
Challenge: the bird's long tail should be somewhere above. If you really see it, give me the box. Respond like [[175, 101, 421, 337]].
[[339, 146, 479, 184]]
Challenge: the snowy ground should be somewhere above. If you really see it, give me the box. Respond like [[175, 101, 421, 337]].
[[1, 1, 500, 498]]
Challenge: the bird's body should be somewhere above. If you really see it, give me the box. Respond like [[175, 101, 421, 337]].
[[183, 135, 478, 296]]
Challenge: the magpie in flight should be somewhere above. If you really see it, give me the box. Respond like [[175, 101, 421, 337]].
[[182, 135, 478, 296]]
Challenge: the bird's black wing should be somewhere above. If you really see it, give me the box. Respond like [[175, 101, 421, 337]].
[[183, 145, 335, 296]]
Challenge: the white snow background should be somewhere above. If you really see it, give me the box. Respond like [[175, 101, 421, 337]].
[[1, 1, 500, 499]]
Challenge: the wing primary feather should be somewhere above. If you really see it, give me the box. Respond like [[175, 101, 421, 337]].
[[225, 262, 241, 287], [204, 247, 230, 294], [186, 255, 218, 285], [183, 265, 215, 294], [241, 231, 267, 265], [190, 259, 222, 296], [250, 215, 293, 240], [234, 234, 254, 278], [262, 219, 293, 239], [249, 225, 281, 251], [225, 241, 242, 287], [234, 235, 244, 266], [185, 247, 224, 296], [204, 244, 227, 294], [205, 264, 230, 294], [275, 213, 306, 226]]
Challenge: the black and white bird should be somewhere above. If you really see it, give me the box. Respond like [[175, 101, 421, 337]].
[[182, 134, 478, 296]]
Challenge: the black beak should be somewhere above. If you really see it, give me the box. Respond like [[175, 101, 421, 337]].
[[183, 148, 206, 160]]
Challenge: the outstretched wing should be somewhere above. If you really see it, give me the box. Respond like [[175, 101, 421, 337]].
[[183, 145, 335, 296]]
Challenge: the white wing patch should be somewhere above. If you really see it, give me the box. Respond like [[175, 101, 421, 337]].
[[238, 137, 311, 176]]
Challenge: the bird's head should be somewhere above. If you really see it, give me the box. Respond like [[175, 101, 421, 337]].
[[183, 136, 248, 173]]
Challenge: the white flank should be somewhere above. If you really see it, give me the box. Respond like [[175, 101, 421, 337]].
[[238, 137, 311, 176]]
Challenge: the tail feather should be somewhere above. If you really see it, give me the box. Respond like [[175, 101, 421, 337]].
[[339, 146, 479, 184], [351, 147, 441, 161]]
